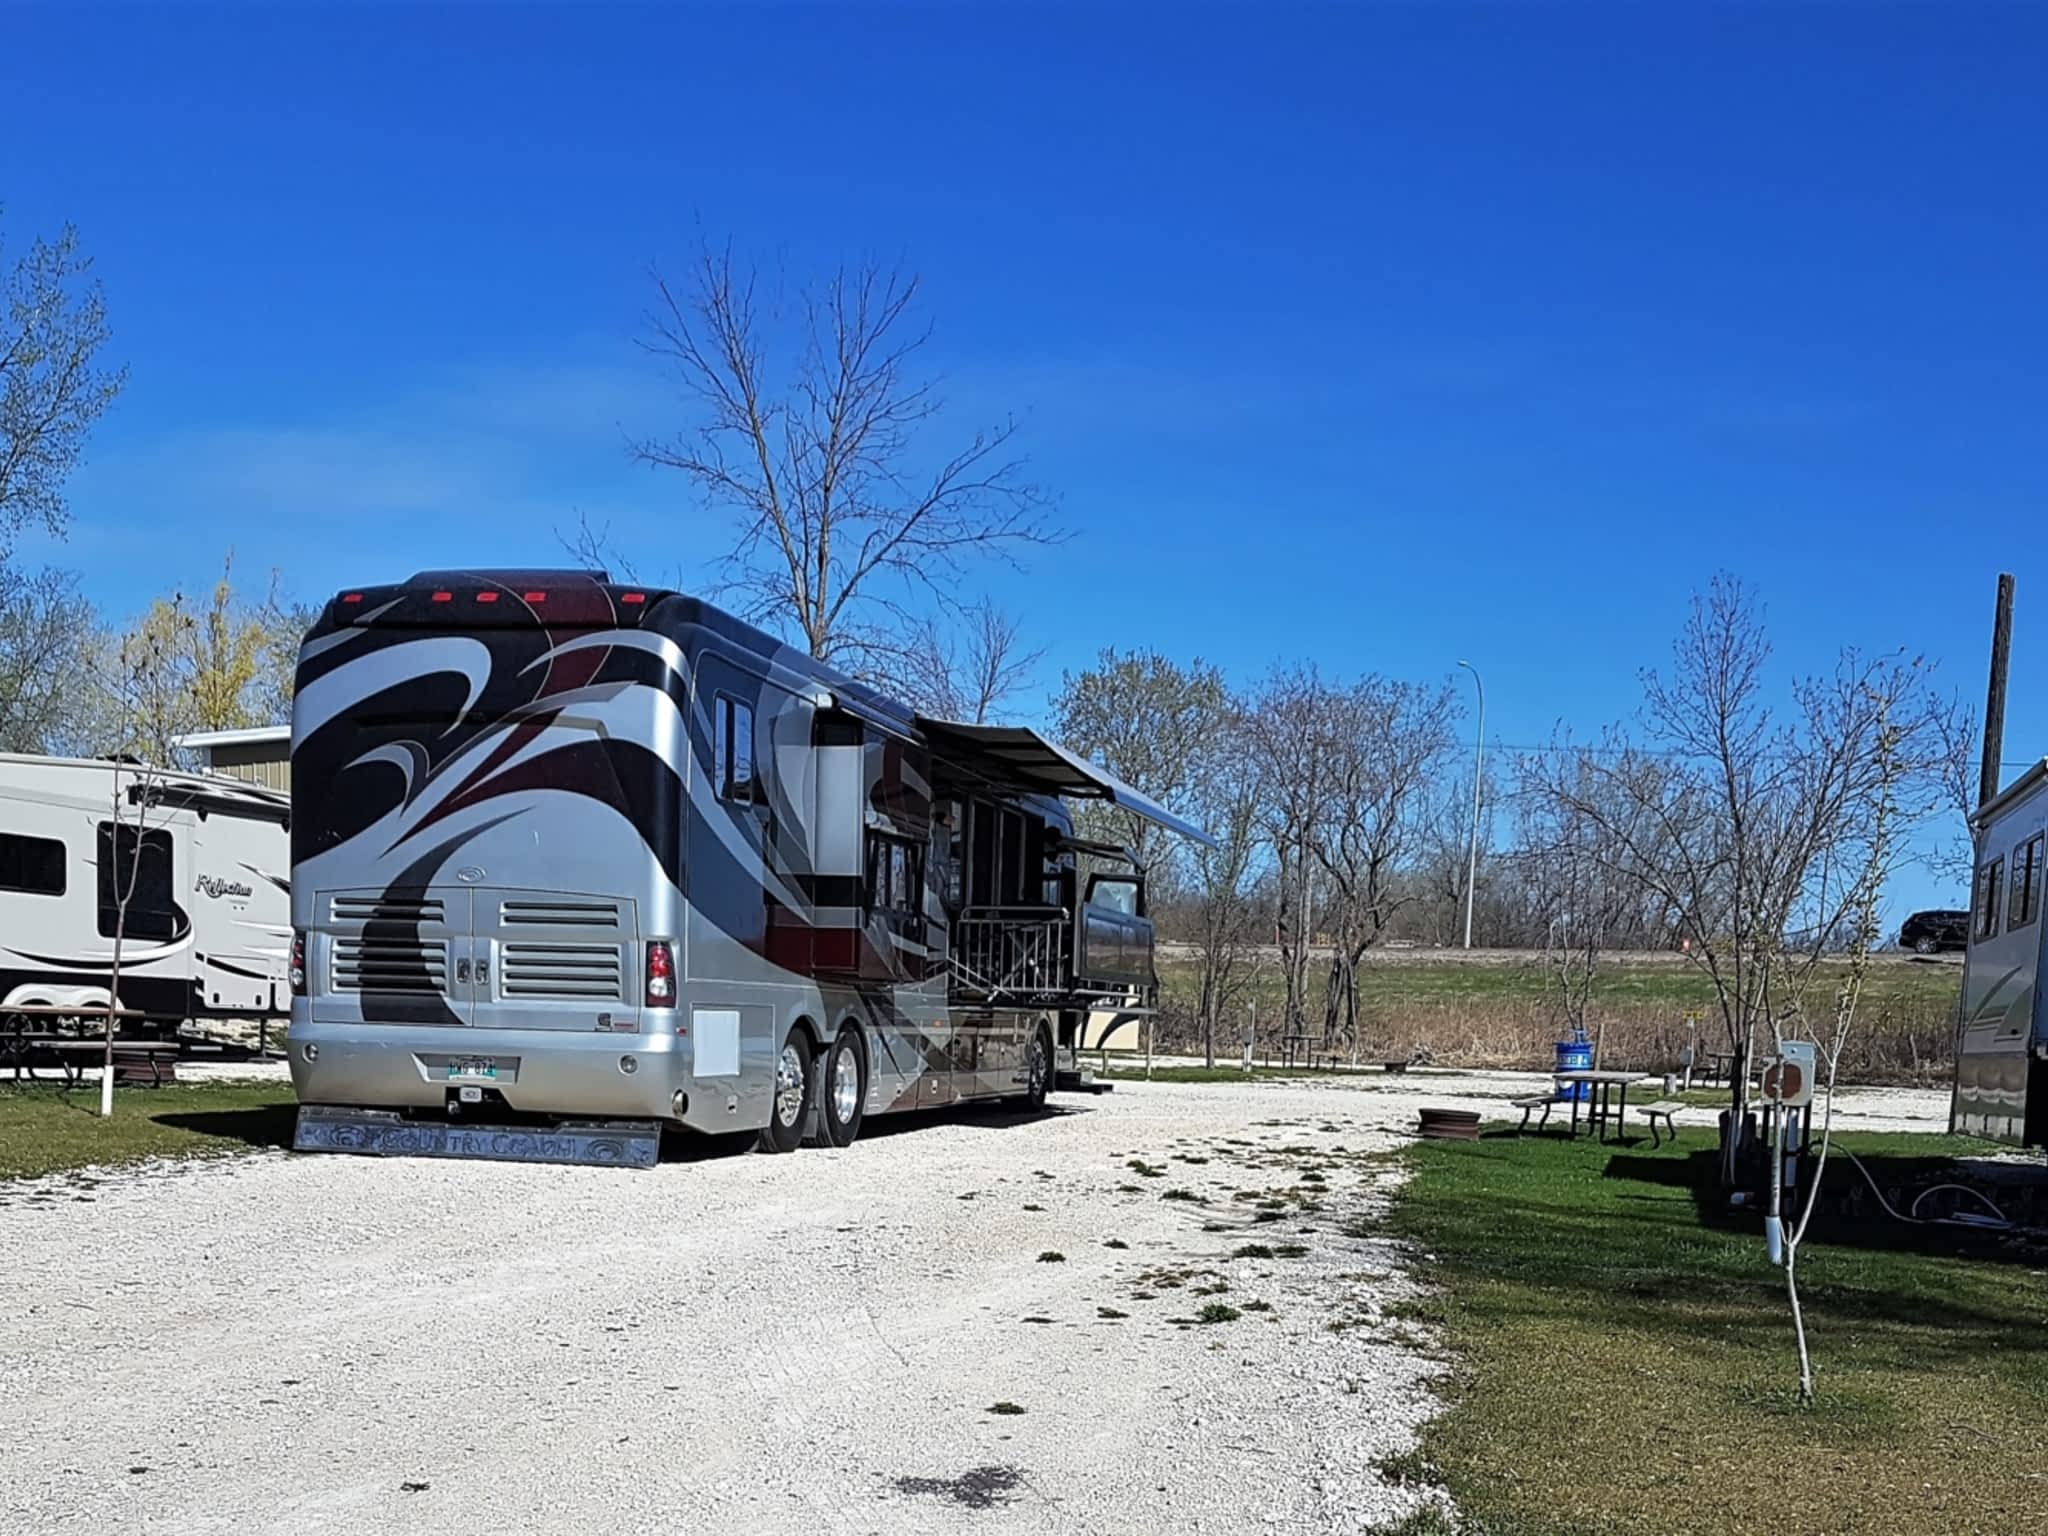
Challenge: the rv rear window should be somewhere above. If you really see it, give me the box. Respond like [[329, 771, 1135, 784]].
[[0, 833, 66, 897]]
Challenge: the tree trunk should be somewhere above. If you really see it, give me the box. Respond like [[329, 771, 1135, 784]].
[[1720, 1039, 1749, 1187]]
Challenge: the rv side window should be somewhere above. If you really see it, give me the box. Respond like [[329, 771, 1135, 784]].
[[865, 832, 923, 918], [1975, 857, 2005, 942], [716, 696, 757, 803], [0, 832, 66, 896], [96, 823, 180, 942], [2010, 836, 2044, 930]]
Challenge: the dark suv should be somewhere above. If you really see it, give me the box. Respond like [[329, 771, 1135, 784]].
[[1900, 909, 1969, 954]]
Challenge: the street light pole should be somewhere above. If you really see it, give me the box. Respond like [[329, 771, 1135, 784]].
[[1457, 660, 1485, 950]]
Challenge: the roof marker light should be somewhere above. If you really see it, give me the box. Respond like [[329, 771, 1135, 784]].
[[430, 591, 453, 603], [476, 591, 499, 603], [622, 592, 645, 604], [523, 591, 547, 603], [341, 593, 363, 604]]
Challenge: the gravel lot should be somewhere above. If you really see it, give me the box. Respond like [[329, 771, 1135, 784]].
[[0, 1070, 1950, 1534], [1, 1076, 1466, 1535]]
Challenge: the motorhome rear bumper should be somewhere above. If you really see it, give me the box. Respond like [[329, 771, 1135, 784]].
[[287, 1019, 687, 1121]]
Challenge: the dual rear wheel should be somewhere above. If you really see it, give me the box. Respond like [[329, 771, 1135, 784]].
[[754, 1016, 1053, 1152], [756, 1023, 866, 1153]]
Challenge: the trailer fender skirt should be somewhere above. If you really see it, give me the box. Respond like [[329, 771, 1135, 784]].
[[293, 1105, 660, 1168]]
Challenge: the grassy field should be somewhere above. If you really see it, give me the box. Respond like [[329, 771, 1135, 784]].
[[1155, 951, 1962, 1081], [0, 1081, 295, 1182], [1379, 1128, 2048, 1535], [1159, 951, 1961, 1012]]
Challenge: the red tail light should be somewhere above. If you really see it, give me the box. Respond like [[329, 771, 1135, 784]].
[[645, 939, 676, 1008], [289, 931, 307, 996]]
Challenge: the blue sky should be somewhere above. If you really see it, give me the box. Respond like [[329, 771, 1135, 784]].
[[5, 2, 2046, 913]]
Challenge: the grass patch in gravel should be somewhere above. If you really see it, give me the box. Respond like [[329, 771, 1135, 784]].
[[1388, 1128, 2048, 1535], [1104, 1238, 1129, 1249], [1196, 1302, 1242, 1324], [0, 1081, 293, 1183], [987, 1402, 1026, 1416], [1036, 1251, 1065, 1263]]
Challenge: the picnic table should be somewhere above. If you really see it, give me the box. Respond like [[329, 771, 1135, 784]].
[[1, 1005, 160, 1085], [1278, 1032, 1320, 1069], [1552, 1069, 1654, 1142]]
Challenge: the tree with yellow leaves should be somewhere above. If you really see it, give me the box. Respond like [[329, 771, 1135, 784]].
[[115, 552, 298, 764]]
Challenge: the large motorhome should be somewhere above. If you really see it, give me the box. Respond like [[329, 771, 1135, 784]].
[[0, 755, 292, 1029], [287, 571, 1206, 1166], [1954, 760, 2048, 1146]]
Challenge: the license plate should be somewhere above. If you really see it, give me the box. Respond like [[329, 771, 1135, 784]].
[[446, 1058, 498, 1080]]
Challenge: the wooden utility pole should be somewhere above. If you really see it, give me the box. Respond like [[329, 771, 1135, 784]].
[[1980, 573, 2016, 809]]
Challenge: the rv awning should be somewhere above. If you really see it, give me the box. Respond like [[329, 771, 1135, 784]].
[[916, 719, 1216, 847]]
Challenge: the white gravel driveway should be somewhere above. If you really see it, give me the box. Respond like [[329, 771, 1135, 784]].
[[0, 1076, 1487, 1535], [0, 1068, 1954, 1534]]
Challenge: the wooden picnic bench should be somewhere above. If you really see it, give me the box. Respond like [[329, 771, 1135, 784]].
[[1635, 1102, 1684, 1147], [1, 1005, 164, 1084], [44, 1040, 180, 1087], [1512, 1092, 1570, 1132]]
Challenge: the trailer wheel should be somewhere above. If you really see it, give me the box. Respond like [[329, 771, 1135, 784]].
[[757, 1026, 815, 1154], [1010, 1022, 1054, 1114], [817, 1026, 867, 1148]]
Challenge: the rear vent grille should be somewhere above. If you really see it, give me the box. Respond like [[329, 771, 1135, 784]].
[[501, 900, 622, 929], [500, 943, 623, 1000], [331, 937, 449, 994], [331, 895, 447, 926]]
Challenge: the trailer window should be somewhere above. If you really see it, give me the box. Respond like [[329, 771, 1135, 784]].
[[0, 832, 66, 896], [2010, 836, 2044, 930], [96, 824, 180, 941], [1975, 857, 2005, 942], [716, 696, 757, 803]]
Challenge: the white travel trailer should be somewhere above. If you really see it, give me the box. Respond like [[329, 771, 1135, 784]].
[[0, 755, 293, 1030], [1953, 759, 2048, 1146], [286, 571, 1209, 1166]]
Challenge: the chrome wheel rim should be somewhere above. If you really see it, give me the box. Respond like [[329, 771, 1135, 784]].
[[1028, 1033, 1048, 1097], [831, 1041, 861, 1123], [775, 1043, 806, 1127]]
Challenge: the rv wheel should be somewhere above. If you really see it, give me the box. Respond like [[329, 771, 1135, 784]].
[[815, 1026, 867, 1149], [757, 1027, 815, 1154], [1010, 1023, 1054, 1115]]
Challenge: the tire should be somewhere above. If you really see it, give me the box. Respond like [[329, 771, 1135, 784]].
[[1912, 935, 1937, 956], [1009, 1023, 1054, 1114], [756, 1026, 815, 1154], [817, 1026, 867, 1149]]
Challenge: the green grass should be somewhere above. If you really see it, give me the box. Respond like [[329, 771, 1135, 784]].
[[1386, 1127, 2048, 1534], [0, 1081, 295, 1183]]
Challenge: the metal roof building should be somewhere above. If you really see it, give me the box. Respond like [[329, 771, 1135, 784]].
[[174, 725, 291, 792]]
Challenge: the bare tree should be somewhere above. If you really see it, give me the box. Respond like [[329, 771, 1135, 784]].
[[1245, 665, 1336, 1040], [1532, 577, 1954, 1185], [1182, 703, 1265, 1067], [634, 245, 1058, 668], [1774, 673, 1924, 1404], [896, 600, 1041, 724], [1515, 757, 1651, 1065], [98, 632, 176, 1116], [1, 219, 125, 548], [1308, 678, 1458, 1052]]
